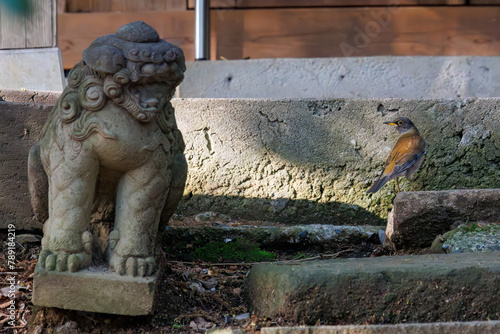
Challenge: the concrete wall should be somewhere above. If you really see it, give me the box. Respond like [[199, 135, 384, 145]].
[[0, 101, 52, 230], [178, 57, 500, 99], [174, 98, 500, 224], [1, 93, 499, 230]]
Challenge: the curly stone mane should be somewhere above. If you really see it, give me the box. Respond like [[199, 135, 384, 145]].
[[42, 21, 186, 150]]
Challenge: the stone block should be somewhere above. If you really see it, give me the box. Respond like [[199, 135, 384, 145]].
[[246, 252, 500, 325], [0, 48, 65, 91], [33, 266, 157, 315], [385, 189, 500, 249], [260, 322, 500, 334], [179, 57, 500, 99]]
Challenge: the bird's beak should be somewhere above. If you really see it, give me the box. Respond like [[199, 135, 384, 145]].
[[384, 121, 397, 126]]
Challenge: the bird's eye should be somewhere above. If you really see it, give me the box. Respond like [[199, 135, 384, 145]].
[[397, 121, 403, 125]]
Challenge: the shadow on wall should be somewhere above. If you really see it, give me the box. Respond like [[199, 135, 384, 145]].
[[176, 98, 500, 223], [175, 194, 385, 226]]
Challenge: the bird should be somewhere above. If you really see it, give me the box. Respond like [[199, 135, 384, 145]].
[[367, 117, 426, 194]]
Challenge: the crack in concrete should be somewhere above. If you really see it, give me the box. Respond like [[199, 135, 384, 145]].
[[202, 127, 214, 155]]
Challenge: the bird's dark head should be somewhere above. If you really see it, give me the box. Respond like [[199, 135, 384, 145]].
[[384, 117, 418, 135]]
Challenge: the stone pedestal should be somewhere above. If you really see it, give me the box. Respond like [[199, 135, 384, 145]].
[[33, 266, 158, 315]]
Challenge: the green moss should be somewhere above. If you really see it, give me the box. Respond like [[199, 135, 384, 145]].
[[443, 224, 472, 240], [192, 239, 275, 262], [443, 222, 498, 240]]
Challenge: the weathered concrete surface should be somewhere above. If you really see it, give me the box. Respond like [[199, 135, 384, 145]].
[[385, 190, 500, 249], [246, 252, 500, 325], [179, 57, 500, 99], [33, 266, 157, 315], [0, 102, 51, 230], [173, 98, 500, 224], [1, 95, 500, 229], [259, 322, 500, 334], [0, 48, 65, 91], [0, 89, 60, 104]]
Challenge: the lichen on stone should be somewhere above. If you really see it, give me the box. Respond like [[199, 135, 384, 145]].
[[442, 223, 500, 253]]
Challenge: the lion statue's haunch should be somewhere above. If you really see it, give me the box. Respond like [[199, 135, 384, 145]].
[[28, 21, 187, 277]]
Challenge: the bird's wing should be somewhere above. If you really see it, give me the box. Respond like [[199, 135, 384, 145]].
[[382, 134, 426, 178]]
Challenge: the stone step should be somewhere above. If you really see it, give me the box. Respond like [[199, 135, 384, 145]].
[[164, 221, 384, 259], [385, 189, 500, 250], [259, 321, 500, 334], [179, 57, 500, 99], [208, 321, 500, 334], [246, 252, 500, 325]]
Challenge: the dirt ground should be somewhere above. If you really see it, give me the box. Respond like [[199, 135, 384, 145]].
[[0, 217, 388, 334]]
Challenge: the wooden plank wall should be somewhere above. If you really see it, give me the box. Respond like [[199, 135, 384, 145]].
[[64, 0, 186, 12], [0, 0, 56, 49], [58, 0, 500, 69], [187, 0, 466, 8]]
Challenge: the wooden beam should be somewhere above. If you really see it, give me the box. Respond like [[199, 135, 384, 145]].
[[470, 0, 500, 4], [217, 6, 500, 58], [58, 0, 67, 14], [59, 6, 500, 68], [187, 0, 465, 9], [26, 0, 55, 48], [67, 0, 91, 12], [58, 11, 194, 68], [65, 0, 187, 12]]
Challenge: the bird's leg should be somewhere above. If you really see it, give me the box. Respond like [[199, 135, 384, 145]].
[[409, 179, 416, 191], [395, 178, 401, 193]]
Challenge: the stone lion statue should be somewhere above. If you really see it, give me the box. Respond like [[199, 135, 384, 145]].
[[28, 21, 187, 277]]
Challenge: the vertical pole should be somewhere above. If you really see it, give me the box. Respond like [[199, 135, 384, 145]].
[[195, 0, 210, 60]]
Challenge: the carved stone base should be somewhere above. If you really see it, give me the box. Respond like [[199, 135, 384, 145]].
[[33, 265, 158, 315]]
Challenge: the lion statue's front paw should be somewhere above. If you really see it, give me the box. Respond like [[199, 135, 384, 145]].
[[111, 254, 156, 277], [38, 231, 93, 272], [38, 250, 92, 273]]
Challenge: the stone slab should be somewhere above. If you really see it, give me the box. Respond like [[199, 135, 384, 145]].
[[165, 224, 384, 253], [385, 189, 500, 250], [178, 57, 500, 99], [1, 96, 500, 229], [246, 252, 500, 325], [260, 322, 500, 334], [33, 266, 158, 315], [0, 48, 65, 91]]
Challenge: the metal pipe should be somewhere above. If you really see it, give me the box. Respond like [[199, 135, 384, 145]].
[[195, 0, 210, 60]]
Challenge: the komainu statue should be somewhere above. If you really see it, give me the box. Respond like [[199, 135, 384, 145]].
[[28, 21, 187, 277]]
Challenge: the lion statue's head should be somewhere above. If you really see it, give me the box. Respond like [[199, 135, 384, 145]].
[[46, 21, 186, 143]]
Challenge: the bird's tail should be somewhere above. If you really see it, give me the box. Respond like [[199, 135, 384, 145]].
[[366, 175, 389, 193]]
